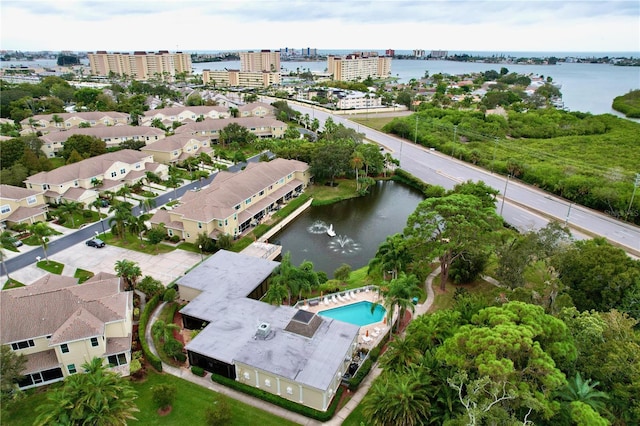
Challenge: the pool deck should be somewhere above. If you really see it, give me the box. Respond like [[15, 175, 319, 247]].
[[298, 288, 394, 350]]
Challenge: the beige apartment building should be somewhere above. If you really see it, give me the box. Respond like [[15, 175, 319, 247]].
[[88, 50, 192, 81], [140, 134, 213, 165], [240, 50, 281, 72], [25, 150, 168, 206], [202, 69, 281, 88], [327, 53, 392, 82], [141, 105, 230, 127], [174, 117, 287, 141], [0, 185, 48, 228], [20, 111, 130, 135], [39, 126, 165, 157], [149, 158, 310, 243], [1, 273, 133, 390]]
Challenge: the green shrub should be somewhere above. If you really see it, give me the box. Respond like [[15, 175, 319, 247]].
[[205, 394, 232, 425], [369, 347, 381, 362], [169, 235, 180, 243], [138, 294, 163, 372], [163, 288, 177, 302], [191, 366, 205, 377], [152, 383, 177, 409], [348, 358, 373, 391]]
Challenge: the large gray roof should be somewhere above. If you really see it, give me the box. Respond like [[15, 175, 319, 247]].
[[180, 250, 359, 391]]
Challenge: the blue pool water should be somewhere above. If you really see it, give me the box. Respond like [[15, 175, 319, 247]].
[[318, 301, 386, 326]]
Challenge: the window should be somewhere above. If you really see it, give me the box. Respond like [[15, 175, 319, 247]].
[[0, 205, 10, 214], [218, 220, 223, 227], [264, 379, 271, 387], [245, 198, 251, 205], [243, 372, 250, 380], [11, 339, 34, 350], [197, 222, 202, 229], [120, 168, 126, 175], [286, 386, 293, 395], [90, 337, 99, 347], [27, 196, 37, 205], [67, 364, 77, 374], [259, 190, 264, 196], [135, 163, 141, 169], [108, 353, 128, 366], [60, 344, 69, 353], [110, 171, 117, 178], [234, 204, 241, 210], [74, 180, 78, 187]]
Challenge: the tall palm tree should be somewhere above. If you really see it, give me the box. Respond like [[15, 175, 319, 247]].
[[351, 151, 364, 191], [127, 216, 148, 243], [374, 273, 421, 334], [28, 222, 55, 263], [109, 203, 134, 240], [362, 369, 432, 426], [263, 282, 288, 306], [116, 185, 132, 203], [34, 357, 139, 426], [114, 259, 142, 291], [368, 233, 412, 281], [57, 201, 83, 228], [139, 197, 156, 214]]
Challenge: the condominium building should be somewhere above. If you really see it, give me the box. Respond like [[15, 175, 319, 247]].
[[20, 111, 130, 135], [148, 158, 310, 243], [327, 53, 392, 82], [202, 69, 281, 88], [0, 184, 48, 228], [88, 50, 192, 81], [240, 50, 280, 73], [1, 273, 133, 390]]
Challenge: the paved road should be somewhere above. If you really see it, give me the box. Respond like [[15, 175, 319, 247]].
[[282, 100, 640, 257], [1, 153, 269, 279]]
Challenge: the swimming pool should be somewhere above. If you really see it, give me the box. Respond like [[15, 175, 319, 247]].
[[318, 301, 386, 326]]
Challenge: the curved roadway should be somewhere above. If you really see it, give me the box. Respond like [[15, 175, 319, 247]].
[[282, 100, 640, 257]]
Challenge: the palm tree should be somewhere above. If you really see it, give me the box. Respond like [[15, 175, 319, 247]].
[[114, 259, 142, 291], [151, 320, 180, 345], [28, 222, 55, 263], [127, 216, 148, 243], [139, 197, 156, 214], [368, 233, 412, 281], [373, 273, 421, 334], [164, 175, 182, 199], [558, 372, 610, 414], [34, 357, 139, 426], [116, 185, 132, 203], [57, 200, 83, 228], [264, 282, 288, 306], [380, 335, 424, 372], [109, 203, 134, 240], [351, 152, 364, 191], [361, 370, 432, 426]]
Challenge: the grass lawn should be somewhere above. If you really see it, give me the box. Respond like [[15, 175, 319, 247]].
[[1, 371, 299, 426], [350, 116, 396, 132], [104, 233, 175, 255], [131, 370, 299, 426], [36, 260, 64, 275], [74, 268, 95, 283], [342, 403, 367, 426], [307, 180, 359, 205], [428, 276, 502, 313], [2, 278, 25, 290]]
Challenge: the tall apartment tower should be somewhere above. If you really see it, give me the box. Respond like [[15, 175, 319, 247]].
[[240, 50, 281, 73], [327, 53, 392, 82], [88, 51, 192, 81]]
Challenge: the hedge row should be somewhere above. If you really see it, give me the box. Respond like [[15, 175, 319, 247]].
[[210, 373, 343, 422], [348, 330, 390, 391], [138, 294, 163, 372], [392, 169, 432, 195], [191, 366, 205, 377]]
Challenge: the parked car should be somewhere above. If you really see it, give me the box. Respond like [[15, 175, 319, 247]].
[[86, 238, 105, 248], [11, 238, 23, 247]]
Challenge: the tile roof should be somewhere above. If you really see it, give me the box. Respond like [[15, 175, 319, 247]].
[[25, 150, 152, 185], [40, 126, 165, 143], [0, 184, 43, 200], [1, 275, 130, 345], [141, 134, 210, 152], [174, 117, 285, 135]]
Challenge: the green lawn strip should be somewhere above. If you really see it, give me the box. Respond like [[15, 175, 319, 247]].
[[74, 268, 95, 284], [36, 260, 64, 274], [350, 116, 396, 132], [103, 233, 175, 255], [131, 370, 299, 426], [307, 180, 359, 205], [0, 387, 50, 426], [55, 211, 100, 229], [2, 278, 25, 290], [152, 302, 184, 368], [341, 402, 367, 426]]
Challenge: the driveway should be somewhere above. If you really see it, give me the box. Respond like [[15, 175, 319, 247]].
[[4, 243, 201, 287]]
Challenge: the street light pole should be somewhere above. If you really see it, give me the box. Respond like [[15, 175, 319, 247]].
[[626, 173, 640, 221], [565, 202, 573, 226], [500, 175, 510, 216], [199, 244, 203, 262]]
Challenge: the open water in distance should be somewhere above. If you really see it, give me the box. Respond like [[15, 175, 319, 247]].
[[271, 180, 424, 277], [192, 59, 640, 117]]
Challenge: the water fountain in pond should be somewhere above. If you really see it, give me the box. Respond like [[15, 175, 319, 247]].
[[307, 220, 329, 234], [328, 235, 362, 255]]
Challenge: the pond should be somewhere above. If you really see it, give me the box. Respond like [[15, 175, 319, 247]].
[[272, 180, 424, 277]]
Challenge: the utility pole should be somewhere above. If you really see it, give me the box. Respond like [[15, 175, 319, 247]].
[[491, 138, 498, 173], [414, 116, 418, 144], [500, 175, 510, 216], [626, 173, 640, 220]]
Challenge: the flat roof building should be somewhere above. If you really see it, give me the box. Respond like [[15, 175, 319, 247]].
[[327, 53, 391, 82]]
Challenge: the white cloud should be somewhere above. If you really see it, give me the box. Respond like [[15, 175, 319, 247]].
[[1, 0, 638, 52]]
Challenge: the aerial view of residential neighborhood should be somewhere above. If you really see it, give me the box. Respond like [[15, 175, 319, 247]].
[[1, 3, 640, 426]]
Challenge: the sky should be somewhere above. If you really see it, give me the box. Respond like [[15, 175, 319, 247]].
[[1, 0, 639, 54]]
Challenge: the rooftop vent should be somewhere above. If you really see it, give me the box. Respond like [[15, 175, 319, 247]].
[[255, 322, 272, 340]]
